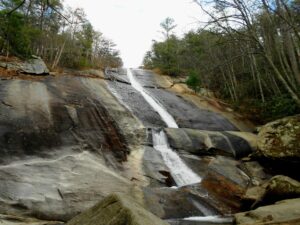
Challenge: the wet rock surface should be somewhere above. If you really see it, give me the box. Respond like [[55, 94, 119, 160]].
[[105, 68, 131, 84], [107, 80, 166, 127], [143, 181, 241, 222], [142, 145, 175, 187], [95, 69, 261, 224], [146, 87, 238, 130], [109, 69, 238, 131], [201, 156, 251, 210], [131, 69, 237, 131], [130, 69, 158, 87], [143, 185, 218, 219]]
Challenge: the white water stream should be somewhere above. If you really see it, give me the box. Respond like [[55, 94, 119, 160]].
[[126, 69, 232, 222], [127, 69, 201, 186], [127, 69, 178, 128]]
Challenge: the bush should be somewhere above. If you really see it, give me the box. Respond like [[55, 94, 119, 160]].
[[186, 70, 201, 92], [262, 94, 300, 121]]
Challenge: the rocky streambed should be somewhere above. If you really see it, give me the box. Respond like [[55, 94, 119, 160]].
[[0, 64, 299, 225]]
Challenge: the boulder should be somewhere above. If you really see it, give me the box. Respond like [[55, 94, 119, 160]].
[[143, 186, 205, 219], [0, 56, 49, 75], [235, 198, 300, 224], [246, 175, 300, 208], [143, 185, 234, 220], [239, 161, 270, 186], [66, 193, 169, 225], [164, 128, 254, 158], [201, 156, 250, 210], [0, 151, 139, 221], [265, 175, 300, 198], [242, 175, 300, 210], [257, 115, 300, 161], [242, 186, 267, 208]]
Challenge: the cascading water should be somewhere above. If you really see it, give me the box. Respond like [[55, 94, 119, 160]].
[[152, 130, 201, 186], [127, 69, 178, 128], [126, 69, 232, 223], [127, 69, 201, 186]]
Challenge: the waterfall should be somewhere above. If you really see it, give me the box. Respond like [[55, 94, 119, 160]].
[[127, 69, 178, 128], [127, 69, 201, 186], [152, 129, 201, 186]]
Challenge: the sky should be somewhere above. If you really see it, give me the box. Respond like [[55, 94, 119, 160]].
[[64, 0, 206, 67]]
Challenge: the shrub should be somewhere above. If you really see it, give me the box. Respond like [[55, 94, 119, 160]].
[[186, 70, 201, 92]]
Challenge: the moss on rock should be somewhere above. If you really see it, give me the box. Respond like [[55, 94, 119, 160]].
[[66, 193, 169, 225], [257, 115, 300, 160]]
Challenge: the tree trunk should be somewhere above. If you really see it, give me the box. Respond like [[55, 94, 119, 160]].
[[265, 54, 300, 106]]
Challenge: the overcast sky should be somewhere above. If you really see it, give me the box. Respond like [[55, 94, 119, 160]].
[[64, 0, 206, 67]]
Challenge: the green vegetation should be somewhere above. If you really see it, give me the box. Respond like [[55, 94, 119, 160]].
[[186, 70, 201, 92], [0, 0, 122, 69], [143, 1, 300, 122]]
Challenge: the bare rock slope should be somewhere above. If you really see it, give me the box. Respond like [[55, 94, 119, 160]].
[[0, 75, 144, 221]]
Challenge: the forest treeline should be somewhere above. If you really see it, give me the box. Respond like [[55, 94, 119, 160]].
[[143, 0, 300, 122], [0, 0, 122, 69]]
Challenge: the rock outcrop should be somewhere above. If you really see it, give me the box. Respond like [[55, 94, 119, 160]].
[[143, 184, 237, 219], [164, 128, 255, 158], [201, 156, 251, 210], [66, 193, 169, 225], [0, 76, 145, 221], [257, 115, 300, 161], [243, 175, 300, 208], [108, 69, 240, 131], [143, 145, 175, 187], [0, 56, 49, 75], [235, 198, 300, 225], [265, 175, 300, 198], [0, 66, 269, 224]]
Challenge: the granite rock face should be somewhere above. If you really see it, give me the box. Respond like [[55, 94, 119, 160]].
[[201, 156, 251, 210], [164, 128, 255, 158], [0, 76, 144, 221], [0, 56, 49, 75], [0, 67, 269, 224]]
